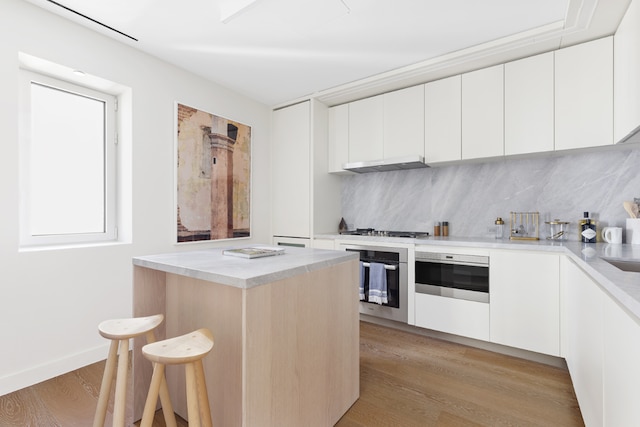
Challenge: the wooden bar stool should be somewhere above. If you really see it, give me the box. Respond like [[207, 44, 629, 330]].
[[140, 328, 214, 427], [93, 314, 177, 427]]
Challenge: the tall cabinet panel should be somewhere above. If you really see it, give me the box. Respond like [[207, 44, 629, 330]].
[[461, 64, 504, 160], [272, 102, 311, 238], [504, 52, 554, 155], [383, 85, 425, 158], [272, 100, 341, 242], [614, 0, 640, 142], [555, 36, 613, 150], [327, 104, 349, 173], [424, 75, 462, 163], [348, 95, 384, 162]]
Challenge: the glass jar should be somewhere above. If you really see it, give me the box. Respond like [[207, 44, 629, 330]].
[[545, 219, 569, 240], [495, 217, 504, 239]]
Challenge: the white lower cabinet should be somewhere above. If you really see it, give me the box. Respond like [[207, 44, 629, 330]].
[[561, 255, 640, 427], [489, 250, 560, 356], [311, 238, 336, 250], [561, 257, 604, 427], [415, 293, 489, 341], [602, 295, 640, 426]]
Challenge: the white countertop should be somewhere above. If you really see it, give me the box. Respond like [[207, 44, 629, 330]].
[[133, 245, 358, 289], [319, 233, 640, 321]]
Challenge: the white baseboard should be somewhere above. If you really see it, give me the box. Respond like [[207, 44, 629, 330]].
[[0, 342, 111, 396]]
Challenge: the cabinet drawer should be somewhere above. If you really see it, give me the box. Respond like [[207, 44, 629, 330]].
[[415, 293, 489, 341]]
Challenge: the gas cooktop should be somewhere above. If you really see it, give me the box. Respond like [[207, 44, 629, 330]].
[[339, 228, 430, 239]]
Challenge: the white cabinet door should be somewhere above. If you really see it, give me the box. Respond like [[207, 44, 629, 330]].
[[490, 250, 560, 355], [348, 95, 384, 162], [461, 64, 504, 160], [328, 104, 350, 173], [383, 85, 424, 158], [415, 293, 489, 341], [555, 36, 613, 150], [271, 102, 311, 238], [614, 0, 640, 142], [504, 52, 554, 155], [424, 75, 462, 163], [603, 296, 640, 426], [561, 257, 603, 427]]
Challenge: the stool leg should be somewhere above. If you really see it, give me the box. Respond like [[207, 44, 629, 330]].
[[93, 340, 118, 427], [194, 359, 213, 427], [185, 362, 202, 427], [145, 331, 177, 427], [140, 363, 165, 427], [113, 339, 129, 427]]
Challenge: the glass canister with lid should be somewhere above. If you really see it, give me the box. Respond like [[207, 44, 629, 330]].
[[545, 219, 570, 240]]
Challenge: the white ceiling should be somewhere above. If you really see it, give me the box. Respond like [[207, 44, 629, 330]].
[[25, 0, 631, 107]]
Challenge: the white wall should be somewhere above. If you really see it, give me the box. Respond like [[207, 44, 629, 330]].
[[0, 0, 271, 395]]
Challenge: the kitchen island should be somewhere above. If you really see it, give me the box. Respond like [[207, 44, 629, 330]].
[[131, 246, 359, 427]]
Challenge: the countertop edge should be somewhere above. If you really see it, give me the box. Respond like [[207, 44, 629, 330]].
[[318, 233, 640, 322], [133, 248, 359, 289]]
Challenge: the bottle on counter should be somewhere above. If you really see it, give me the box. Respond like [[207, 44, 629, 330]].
[[433, 221, 441, 237], [495, 217, 504, 239], [580, 212, 597, 243], [442, 221, 449, 237]]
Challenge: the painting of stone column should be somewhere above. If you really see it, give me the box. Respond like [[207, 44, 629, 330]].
[[176, 103, 251, 242]]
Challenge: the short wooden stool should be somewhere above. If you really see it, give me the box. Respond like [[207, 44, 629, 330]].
[[93, 314, 177, 427], [140, 328, 214, 427]]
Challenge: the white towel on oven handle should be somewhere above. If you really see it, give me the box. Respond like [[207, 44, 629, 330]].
[[368, 262, 388, 304]]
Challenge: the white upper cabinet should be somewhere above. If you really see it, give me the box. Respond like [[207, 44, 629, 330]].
[[614, 0, 640, 142], [328, 104, 350, 173], [461, 64, 504, 160], [347, 87, 425, 164], [383, 85, 425, 158], [425, 75, 462, 163], [271, 102, 311, 238], [348, 95, 384, 162], [504, 52, 554, 155], [555, 36, 613, 150]]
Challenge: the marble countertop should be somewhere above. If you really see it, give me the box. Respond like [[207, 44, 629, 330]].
[[133, 245, 358, 289], [319, 233, 640, 320]]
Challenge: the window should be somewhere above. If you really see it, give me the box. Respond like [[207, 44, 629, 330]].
[[20, 71, 118, 247]]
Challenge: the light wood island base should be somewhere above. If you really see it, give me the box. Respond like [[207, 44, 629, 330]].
[[132, 249, 359, 427]]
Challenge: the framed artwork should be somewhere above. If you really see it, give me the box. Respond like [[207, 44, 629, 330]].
[[175, 103, 251, 242]]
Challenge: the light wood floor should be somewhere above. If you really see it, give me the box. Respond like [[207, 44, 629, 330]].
[[336, 321, 584, 427], [0, 321, 583, 426]]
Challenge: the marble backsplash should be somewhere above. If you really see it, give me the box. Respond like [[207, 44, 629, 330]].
[[340, 146, 640, 241]]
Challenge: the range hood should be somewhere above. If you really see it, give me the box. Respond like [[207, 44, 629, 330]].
[[342, 155, 428, 173]]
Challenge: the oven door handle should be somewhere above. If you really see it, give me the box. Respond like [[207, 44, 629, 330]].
[[361, 262, 397, 271]]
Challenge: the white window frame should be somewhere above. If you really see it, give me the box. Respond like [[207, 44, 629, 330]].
[[19, 70, 118, 248]]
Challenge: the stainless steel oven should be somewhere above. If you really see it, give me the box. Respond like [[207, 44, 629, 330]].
[[342, 244, 408, 323], [415, 252, 489, 303]]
